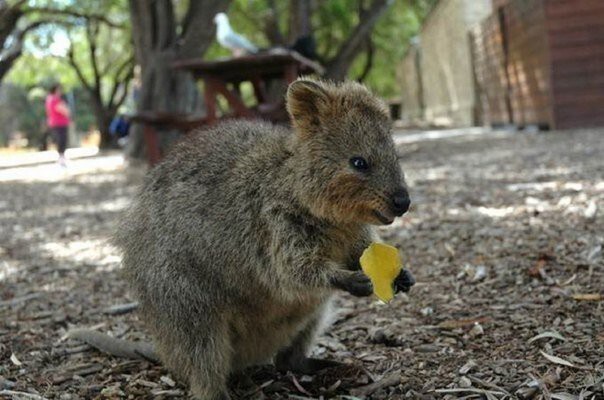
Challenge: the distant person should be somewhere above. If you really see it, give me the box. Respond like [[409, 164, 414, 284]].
[[45, 84, 71, 166]]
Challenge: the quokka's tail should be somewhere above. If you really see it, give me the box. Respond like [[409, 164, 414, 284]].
[[67, 329, 159, 363]]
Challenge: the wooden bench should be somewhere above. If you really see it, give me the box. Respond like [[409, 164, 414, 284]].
[[131, 49, 323, 166], [128, 112, 207, 165]]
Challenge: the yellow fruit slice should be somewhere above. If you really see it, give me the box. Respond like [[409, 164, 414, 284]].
[[360, 243, 402, 303]]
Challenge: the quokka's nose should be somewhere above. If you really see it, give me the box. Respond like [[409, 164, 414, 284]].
[[391, 189, 411, 216]]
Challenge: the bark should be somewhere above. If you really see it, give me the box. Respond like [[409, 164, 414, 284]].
[[324, 0, 394, 81], [0, 0, 25, 82], [0, 0, 25, 45], [288, 0, 312, 42], [126, 0, 230, 160], [91, 99, 115, 148], [0, 39, 22, 82]]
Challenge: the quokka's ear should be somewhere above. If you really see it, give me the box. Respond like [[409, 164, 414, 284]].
[[286, 79, 331, 136]]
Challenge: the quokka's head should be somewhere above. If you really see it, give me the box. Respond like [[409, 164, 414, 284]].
[[286, 78, 410, 225]]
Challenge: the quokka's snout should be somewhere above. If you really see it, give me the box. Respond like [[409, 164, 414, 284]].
[[390, 188, 411, 216]]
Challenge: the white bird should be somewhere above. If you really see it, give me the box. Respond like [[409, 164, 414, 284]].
[[214, 13, 258, 56]]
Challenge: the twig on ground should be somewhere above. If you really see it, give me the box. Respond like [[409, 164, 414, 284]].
[[289, 373, 313, 397], [0, 292, 42, 307], [0, 390, 48, 400], [433, 388, 507, 396], [103, 302, 139, 315], [468, 375, 512, 396], [53, 363, 104, 384], [350, 370, 400, 397]]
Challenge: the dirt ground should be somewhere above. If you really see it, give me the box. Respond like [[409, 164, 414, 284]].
[[1, 128, 603, 400]]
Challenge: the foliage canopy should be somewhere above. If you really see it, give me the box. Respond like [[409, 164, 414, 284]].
[[1, 0, 434, 147]]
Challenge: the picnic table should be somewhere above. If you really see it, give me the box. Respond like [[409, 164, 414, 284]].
[[132, 49, 323, 165]]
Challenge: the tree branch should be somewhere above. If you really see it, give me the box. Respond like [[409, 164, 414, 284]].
[[0, 2, 24, 48], [154, 0, 175, 50], [324, 0, 394, 80], [112, 66, 134, 110], [85, 21, 101, 95], [0, 43, 22, 81], [177, 0, 230, 59], [128, 0, 153, 65], [356, 37, 375, 82], [180, 0, 199, 41], [288, 0, 311, 42], [0, 18, 51, 81], [66, 42, 93, 93], [108, 56, 134, 109], [0, 0, 75, 82], [263, 0, 285, 45]]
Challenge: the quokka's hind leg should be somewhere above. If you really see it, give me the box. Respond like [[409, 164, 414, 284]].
[[275, 302, 343, 374], [187, 329, 234, 400], [189, 365, 231, 400], [155, 319, 233, 400]]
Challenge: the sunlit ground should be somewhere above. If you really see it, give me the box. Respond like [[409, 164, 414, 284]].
[[0, 147, 100, 168], [0, 148, 123, 182]]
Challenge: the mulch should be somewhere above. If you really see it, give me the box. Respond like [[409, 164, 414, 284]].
[[1, 128, 603, 399]]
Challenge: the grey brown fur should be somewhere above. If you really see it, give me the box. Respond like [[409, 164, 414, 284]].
[[115, 79, 411, 399]]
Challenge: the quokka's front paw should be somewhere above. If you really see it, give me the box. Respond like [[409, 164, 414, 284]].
[[332, 271, 373, 297], [394, 269, 416, 293]]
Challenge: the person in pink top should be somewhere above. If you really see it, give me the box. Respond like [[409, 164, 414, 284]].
[[45, 84, 71, 166]]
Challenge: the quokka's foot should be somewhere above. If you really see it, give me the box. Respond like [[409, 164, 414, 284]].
[[228, 370, 255, 390]]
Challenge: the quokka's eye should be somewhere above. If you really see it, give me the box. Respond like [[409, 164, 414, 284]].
[[350, 156, 369, 172]]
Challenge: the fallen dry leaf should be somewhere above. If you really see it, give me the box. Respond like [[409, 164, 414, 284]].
[[459, 360, 477, 375], [540, 351, 575, 368], [9, 353, 22, 366], [527, 331, 567, 344], [551, 393, 579, 400]]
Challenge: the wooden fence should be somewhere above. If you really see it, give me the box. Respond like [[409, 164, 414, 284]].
[[471, 0, 604, 129]]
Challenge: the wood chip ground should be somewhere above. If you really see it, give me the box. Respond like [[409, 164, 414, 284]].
[[1, 128, 603, 399]]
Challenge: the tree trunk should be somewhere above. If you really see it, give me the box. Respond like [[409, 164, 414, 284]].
[[98, 119, 114, 149], [87, 94, 114, 149], [288, 0, 312, 43], [263, 0, 285, 46], [97, 106, 116, 149], [126, 0, 230, 160]]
